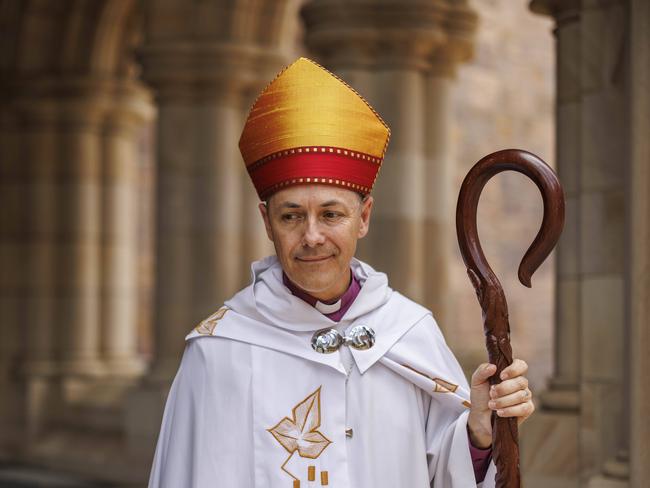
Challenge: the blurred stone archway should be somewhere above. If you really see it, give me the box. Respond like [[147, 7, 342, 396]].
[[1, 1, 647, 487]]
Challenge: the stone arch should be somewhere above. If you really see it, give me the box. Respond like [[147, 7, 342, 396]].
[[90, 0, 140, 76], [0, 0, 153, 459], [0, 0, 303, 483], [1, 0, 139, 77]]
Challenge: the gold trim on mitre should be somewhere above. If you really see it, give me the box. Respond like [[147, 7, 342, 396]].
[[239, 57, 390, 168]]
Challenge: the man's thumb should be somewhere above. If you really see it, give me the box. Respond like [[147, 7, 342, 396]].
[[471, 363, 496, 387]]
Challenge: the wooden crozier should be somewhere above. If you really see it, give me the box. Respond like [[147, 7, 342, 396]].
[[455, 149, 565, 488]]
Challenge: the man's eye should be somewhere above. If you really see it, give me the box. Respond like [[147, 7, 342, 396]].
[[281, 213, 301, 222], [323, 212, 342, 220]]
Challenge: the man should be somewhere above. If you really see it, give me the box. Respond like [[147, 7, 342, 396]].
[[148, 58, 534, 488]]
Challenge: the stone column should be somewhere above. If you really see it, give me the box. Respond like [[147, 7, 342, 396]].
[[2, 76, 152, 440], [54, 88, 109, 380], [423, 49, 473, 330], [126, 0, 295, 465], [530, 0, 583, 411], [100, 80, 152, 377], [0, 99, 60, 443], [240, 165, 276, 282], [142, 65, 245, 380], [238, 66, 283, 277], [137, 2, 295, 381], [5, 83, 112, 426], [528, 1, 630, 486], [522, 5, 582, 486], [628, 0, 649, 485], [577, 1, 628, 482], [0, 105, 19, 446], [240, 71, 279, 281], [301, 0, 477, 320], [238, 80, 275, 286], [19, 103, 60, 439]]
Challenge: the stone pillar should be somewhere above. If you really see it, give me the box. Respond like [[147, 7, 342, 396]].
[[539, 1, 582, 412], [301, 0, 477, 321], [0, 100, 57, 444], [238, 65, 283, 277], [522, 4, 582, 486], [4, 84, 112, 438], [138, 47, 255, 380], [137, 0, 294, 379], [423, 52, 471, 330], [240, 166, 276, 281], [2, 77, 152, 443], [54, 89, 108, 380], [527, 1, 630, 486], [628, 0, 649, 485], [126, 1, 293, 462], [100, 80, 152, 377], [521, 5, 582, 486], [576, 1, 628, 482], [19, 104, 60, 439], [240, 72, 279, 279]]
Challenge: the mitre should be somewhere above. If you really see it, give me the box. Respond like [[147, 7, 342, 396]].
[[239, 57, 390, 200]]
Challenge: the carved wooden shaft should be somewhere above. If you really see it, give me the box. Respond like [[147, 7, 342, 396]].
[[456, 149, 565, 488], [487, 332, 520, 487]]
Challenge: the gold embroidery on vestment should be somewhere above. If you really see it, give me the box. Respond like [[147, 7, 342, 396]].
[[193, 306, 228, 335], [402, 364, 460, 393], [267, 386, 332, 485], [321, 471, 329, 485]]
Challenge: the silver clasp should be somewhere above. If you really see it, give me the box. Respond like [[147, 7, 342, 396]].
[[311, 325, 376, 354]]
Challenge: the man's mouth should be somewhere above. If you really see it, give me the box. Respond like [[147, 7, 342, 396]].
[[295, 255, 332, 262]]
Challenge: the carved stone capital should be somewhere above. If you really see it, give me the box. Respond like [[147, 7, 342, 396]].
[[104, 79, 154, 134], [8, 77, 115, 129], [138, 42, 287, 103], [602, 451, 630, 481], [6, 77, 152, 132], [139, 0, 291, 102], [301, 0, 477, 74], [530, 0, 581, 26]]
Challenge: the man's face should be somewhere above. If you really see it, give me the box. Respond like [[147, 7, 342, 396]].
[[259, 184, 373, 301]]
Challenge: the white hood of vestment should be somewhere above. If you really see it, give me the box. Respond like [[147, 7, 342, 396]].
[[186, 255, 429, 375], [227, 255, 392, 332]]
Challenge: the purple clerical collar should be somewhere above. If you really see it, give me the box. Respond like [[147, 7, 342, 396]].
[[282, 270, 362, 322]]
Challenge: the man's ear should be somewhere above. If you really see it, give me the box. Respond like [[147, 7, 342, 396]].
[[357, 195, 374, 239], [258, 202, 274, 242]]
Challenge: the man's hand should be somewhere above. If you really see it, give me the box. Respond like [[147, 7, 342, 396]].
[[467, 359, 535, 449]]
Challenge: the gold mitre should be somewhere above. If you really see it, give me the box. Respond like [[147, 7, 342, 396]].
[[239, 57, 390, 200]]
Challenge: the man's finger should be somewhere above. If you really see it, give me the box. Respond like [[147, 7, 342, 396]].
[[490, 376, 529, 398], [488, 388, 532, 410], [495, 400, 535, 419], [471, 363, 497, 386], [500, 358, 528, 380], [518, 400, 536, 426]]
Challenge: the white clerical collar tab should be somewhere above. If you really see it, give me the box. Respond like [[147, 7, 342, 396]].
[[315, 299, 342, 314]]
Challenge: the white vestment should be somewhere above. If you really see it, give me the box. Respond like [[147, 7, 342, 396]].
[[148, 256, 497, 488]]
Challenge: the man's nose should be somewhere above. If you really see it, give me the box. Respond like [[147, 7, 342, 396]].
[[302, 217, 326, 247]]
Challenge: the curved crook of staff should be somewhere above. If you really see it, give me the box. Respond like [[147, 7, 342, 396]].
[[455, 148, 565, 488]]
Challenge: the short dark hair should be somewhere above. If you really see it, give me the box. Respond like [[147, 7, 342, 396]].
[[263, 188, 366, 207]]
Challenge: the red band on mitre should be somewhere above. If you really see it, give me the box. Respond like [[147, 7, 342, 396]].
[[247, 146, 383, 200]]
